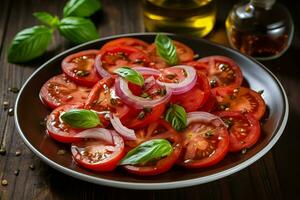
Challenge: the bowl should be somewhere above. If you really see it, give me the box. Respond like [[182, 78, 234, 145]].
[[14, 33, 288, 190]]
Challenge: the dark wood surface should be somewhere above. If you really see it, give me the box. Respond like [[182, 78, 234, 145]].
[[0, 0, 299, 199]]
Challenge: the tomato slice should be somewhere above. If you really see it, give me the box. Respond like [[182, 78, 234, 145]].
[[46, 104, 84, 143], [158, 67, 187, 83], [187, 55, 243, 88], [71, 131, 125, 171], [98, 46, 151, 73], [212, 86, 266, 120], [39, 74, 91, 109], [170, 72, 211, 112], [123, 119, 182, 175], [62, 50, 101, 87], [84, 77, 131, 122], [199, 93, 217, 112], [147, 40, 194, 69], [215, 111, 261, 152], [101, 37, 149, 51], [179, 114, 229, 168]]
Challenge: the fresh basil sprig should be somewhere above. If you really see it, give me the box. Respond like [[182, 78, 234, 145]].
[[7, 26, 52, 63], [60, 109, 102, 129], [33, 12, 60, 28], [58, 17, 99, 44], [63, 0, 102, 18], [165, 104, 187, 131], [119, 139, 173, 165], [114, 67, 144, 86], [155, 34, 178, 65]]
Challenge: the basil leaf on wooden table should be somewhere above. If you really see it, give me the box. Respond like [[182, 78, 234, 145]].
[[7, 25, 52, 63], [155, 34, 178, 65], [33, 12, 60, 28], [114, 67, 144, 86], [58, 17, 99, 44], [165, 104, 187, 131], [60, 109, 102, 128], [63, 0, 102, 17], [120, 139, 173, 165]]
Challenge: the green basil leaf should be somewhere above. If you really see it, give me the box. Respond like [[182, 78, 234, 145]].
[[58, 17, 99, 44], [114, 67, 144, 86], [165, 104, 187, 131], [60, 109, 102, 128], [155, 34, 178, 65], [33, 12, 60, 28], [120, 139, 173, 165], [7, 25, 52, 63], [63, 0, 102, 17]]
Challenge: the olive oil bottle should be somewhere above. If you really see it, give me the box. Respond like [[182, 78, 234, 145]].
[[143, 0, 216, 37]]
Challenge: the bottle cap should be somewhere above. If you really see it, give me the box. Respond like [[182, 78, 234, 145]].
[[250, 0, 275, 9]]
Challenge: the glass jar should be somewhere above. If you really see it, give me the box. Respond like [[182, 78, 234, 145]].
[[143, 0, 217, 37], [225, 0, 294, 60]]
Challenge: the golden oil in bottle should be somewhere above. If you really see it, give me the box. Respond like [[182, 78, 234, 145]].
[[143, 0, 216, 37]]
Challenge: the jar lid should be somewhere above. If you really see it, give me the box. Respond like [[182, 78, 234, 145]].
[[250, 0, 275, 10]]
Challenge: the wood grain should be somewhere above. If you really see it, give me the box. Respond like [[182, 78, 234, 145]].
[[0, 0, 299, 199]]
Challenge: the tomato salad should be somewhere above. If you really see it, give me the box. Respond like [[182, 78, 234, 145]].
[[40, 35, 266, 175]]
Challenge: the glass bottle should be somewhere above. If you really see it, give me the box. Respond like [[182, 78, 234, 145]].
[[225, 0, 294, 60], [143, 0, 217, 37]]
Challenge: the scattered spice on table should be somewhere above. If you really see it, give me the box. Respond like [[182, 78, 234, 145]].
[[14, 169, 20, 176], [3, 101, 9, 110], [15, 150, 21, 156], [8, 107, 14, 116], [0, 148, 6, 156], [1, 179, 8, 186], [29, 164, 35, 170], [8, 87, 20, 93], [57, 149, 66, 155]]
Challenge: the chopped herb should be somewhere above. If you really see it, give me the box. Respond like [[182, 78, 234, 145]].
[[166, 73, 177, 80], [110, 98, 118, 105], [224, 119, 233, 128], [137, 111, 145, 119], [76, 70, 90, 77], [204, 130, 214, 138], [140, 92, 149, 98], [156, 88, 167, 96]]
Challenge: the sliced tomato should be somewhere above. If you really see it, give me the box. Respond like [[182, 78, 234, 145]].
[[62, 50, 101, 87], [39, 74, 91, 109], [199, 93, 217, 112], [71, 131, 125, 171], [179, 114, 229, 168], [170, 72, 211, 112], [46, 104, 83, 143], [187, 55, 243, 88], [98, 46, 151, 73], [215, 111, 261, 152], [148, 40, 194, 69], [212, 86, 266, 120], [123, 119, 182, 176], [158, 66, 187, 84], [101, 37, 149, 51], [84, 77, 131, 122]]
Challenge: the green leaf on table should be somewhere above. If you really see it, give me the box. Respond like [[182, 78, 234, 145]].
[[165, 104, 187, 131], [60, 109, 102, 129], [114, 67, 144, 86], [33, 12, 60, 28], [119, 139, 173, 165], [155, 34, 178, 65], [58, 17, 99, 44], [7, 25, 52, 63], [63, 0, 102, 17]]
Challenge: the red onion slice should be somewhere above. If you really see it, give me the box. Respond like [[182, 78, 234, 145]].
[[74, 128, 114, 144], [110, 114, 136, 140], [95, 54, 111, 78], [156, 65, 197, 95], [133, 66, 160, 76], [143, 76, 156, 91], [115, 77, 172, 109], [187, 112, 227, 127]]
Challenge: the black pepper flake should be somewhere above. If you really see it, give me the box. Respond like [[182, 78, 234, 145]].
[[8, 107, 14, 116], [14, 170, 20, 176], [0, 148, 6, 155], [3, 101, 9, 110], [1, 179, 8, 186], [8, 87, 19, 93], [57, 149, 66, 155], [29, 164, 35, 170], [15, 150, 21, 156]]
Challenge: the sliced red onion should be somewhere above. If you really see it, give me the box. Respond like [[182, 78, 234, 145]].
[[133, 66, 160, 76], [156, 65, 197, 95], [187, 112, 227, 127], [110, 114, 136, 140], [74, 128, 114, 144], [144, 76, 156, 91], [115, 77, 172, 109], [95, 54, 111, 78]]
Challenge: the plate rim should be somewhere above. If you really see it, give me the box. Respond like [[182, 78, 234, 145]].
[[14, 32, 289, 190]]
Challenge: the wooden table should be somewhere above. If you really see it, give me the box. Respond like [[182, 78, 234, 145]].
[[1, 0, 299, 199]]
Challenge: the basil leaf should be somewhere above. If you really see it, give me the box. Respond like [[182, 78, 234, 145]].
[[155, 34, 178, 65], [58, 17, 99, 44], [33, 12, 59, 28], [63, 0, 102, 17], [7, 26, 52, 63], [60, 109, 102, 128], [114, 67, 144, 86], [165, 104, 187, 131], [120, 139, 173, 165]]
